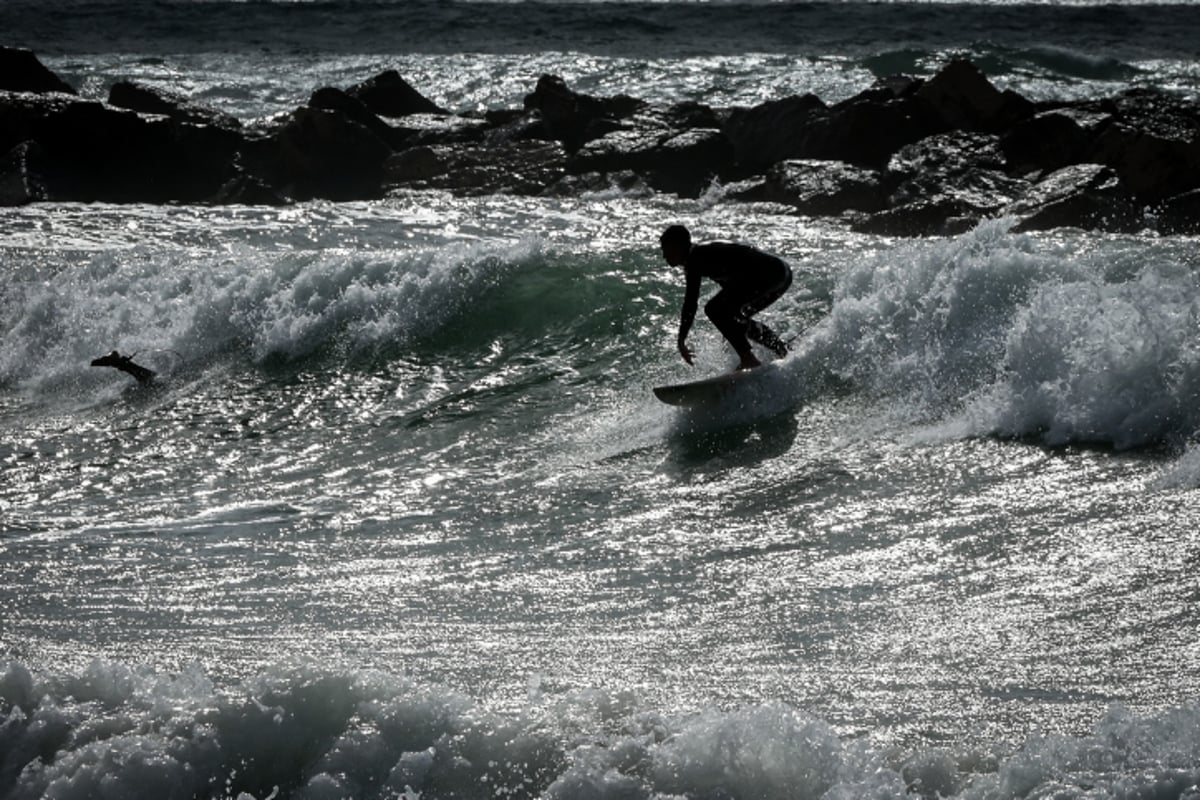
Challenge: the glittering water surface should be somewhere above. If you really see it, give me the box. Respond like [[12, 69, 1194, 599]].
[[4, 196, 1200, 763], [4, 4, 1200, 795]]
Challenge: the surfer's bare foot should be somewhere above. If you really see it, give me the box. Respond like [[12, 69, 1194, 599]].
[[736, 353, 761, 371]]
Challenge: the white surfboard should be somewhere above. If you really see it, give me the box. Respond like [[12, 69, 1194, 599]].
[[652, 368, 766, 407]]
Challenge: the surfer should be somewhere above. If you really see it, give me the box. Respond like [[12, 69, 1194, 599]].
[[660, 225, 792, 371], [90, 350, 157, 384]]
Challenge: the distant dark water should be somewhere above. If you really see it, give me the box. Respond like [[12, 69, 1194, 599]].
[[6, 0, 1200, 62]]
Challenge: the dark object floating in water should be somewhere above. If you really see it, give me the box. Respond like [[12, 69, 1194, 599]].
[[90, 350, 156, 385]]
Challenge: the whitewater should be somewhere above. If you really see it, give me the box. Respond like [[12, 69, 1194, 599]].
[[4, 1, 1200, 799]]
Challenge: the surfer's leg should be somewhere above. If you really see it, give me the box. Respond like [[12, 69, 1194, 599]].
[[704, 290, 756, 363], [746, 319, 789, 357], [740, 266, 793, 358]]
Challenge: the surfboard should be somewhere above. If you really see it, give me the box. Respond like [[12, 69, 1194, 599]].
[[652, 368, 765, 407]]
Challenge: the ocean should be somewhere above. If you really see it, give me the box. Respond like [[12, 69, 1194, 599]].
[[3, 1, 1200, 798]]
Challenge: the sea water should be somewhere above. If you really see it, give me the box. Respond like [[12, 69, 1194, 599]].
[[3, 2, 1200, 799]]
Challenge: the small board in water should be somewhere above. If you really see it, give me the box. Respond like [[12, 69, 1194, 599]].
[[652, 368, 765, 407]]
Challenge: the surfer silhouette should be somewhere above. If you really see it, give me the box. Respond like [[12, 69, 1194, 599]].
[[660, 225, 792, 371], [90, 350, 156, 384]]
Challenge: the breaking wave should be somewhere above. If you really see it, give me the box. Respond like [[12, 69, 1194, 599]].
[[2, 660, 1199, 800]]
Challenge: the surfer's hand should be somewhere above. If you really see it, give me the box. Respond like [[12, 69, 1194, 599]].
[[677, 339, 694, 366]]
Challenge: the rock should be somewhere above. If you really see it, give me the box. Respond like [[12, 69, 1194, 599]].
[[886, 132, 1027, 214], [308, 87, 406, 147], [1000, 108, 1106, 176], [243, 107, 393, 201], [346, 70, 445, 118], [0, 140, 50, 205], [721, 94, 826, 171], [568, 125, 733, 197], [384, 140, 566, 196], [1090, 121, 1200, 203], [523, 74, 645, 151], [661, 101, 726, 131], [1007, 163, 1139, 233], [1154, 188, 1200, 235], [209, 170, 290, 205], [852, 132, 1029, 235], [0, 91, 242, 202], [108, 81, 241, 129], [916, 59, 1034, 133], [800, 92, 949, 169], [1107, 87, 1200, 141], [649, 128, 735, 196], [482, 110, 554, 145], [889, 131, 1007, 176], [0, 47, 75, 94], [759, 159, 888, 215], [851, 198, 982, 237]]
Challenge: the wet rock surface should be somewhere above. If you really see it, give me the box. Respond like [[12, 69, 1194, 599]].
[[3, 49, 1199, 235]]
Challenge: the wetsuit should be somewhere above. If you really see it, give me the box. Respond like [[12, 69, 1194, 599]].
[[680, 241, 792, 357]]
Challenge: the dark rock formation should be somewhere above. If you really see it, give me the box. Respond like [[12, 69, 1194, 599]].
[[109, 81, 242, 129], [914, 59, 1034, 133], [1007, 164, 1139, 233], [567, 125, 733, 197], [3, 48, 1200, 235], [1000, 108, 1107, 176], [0, 91, 241, 203], [801, 88, 948, 169], [307, 87, 408, 148], [385, 141, 566, 196], [523, 74, 645, 152], [347, 70, 446, 118], [755, 160, 888, 216], [722, 94, 826, 172], [0, 46, 75, 94], [241, 107, 393, 201]]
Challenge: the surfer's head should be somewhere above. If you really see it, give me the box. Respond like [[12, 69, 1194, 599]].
[[660, 224, 691, 267]]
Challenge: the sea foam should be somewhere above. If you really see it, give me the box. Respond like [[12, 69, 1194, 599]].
[[0, 237, 547, 396], [3, 661, 1200, 800], [791, 221, 1200, 449]]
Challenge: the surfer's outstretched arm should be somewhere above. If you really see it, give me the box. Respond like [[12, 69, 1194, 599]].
[[677, 271, 701, 366]]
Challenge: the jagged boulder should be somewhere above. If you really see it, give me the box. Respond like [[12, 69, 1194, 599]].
[[850, 132, 1028, 235], [243, 107, 393, 201], [757, 159, 888, 215], [915, 59, 1034, 133], [347, 70, 446, 118], [523, 74, 645, 152], [308, 87, 407, 148], [1008, 163, 1140, 233], [851, 197, 984, 237], [722, 94, 826, 172], [384, 140, 566, 196], [0, 47, 75, 94], [1090, 122, 1200, 204], [886, 132, 1027, 213], [804, 93, 951, 170], [568, 125, 733, 197], [108, 81, 241, 129], [1000, 107, 1110, 176], [0, 91, 241, 202]]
